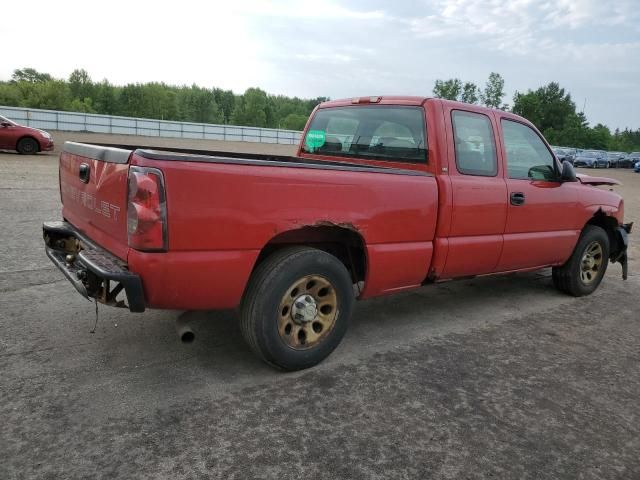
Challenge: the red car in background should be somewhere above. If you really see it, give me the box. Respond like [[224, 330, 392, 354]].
[[0, 115, 54, 154]]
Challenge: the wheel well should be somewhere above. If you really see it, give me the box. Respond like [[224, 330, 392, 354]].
[[17, 135, 40, 152], [586, 211, 620, 257], [254, 225, 367, 284]]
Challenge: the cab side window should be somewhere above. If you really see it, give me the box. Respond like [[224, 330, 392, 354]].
[[502, 120, 557, 181], [452, 110, 498, 176]]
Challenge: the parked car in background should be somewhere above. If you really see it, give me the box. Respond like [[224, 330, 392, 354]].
[[0, 115, 54, 154], [606, 151, 626, 168], [552, 146, 577, 164], [622, 152, 640, 169], [573, 150, 609, 168], [634, 161, 640, 173]]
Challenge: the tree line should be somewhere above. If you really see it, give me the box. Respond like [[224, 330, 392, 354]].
[[1, 67, 638, 151], [432, 72, 640, 152], [0, 68, 325, 131]]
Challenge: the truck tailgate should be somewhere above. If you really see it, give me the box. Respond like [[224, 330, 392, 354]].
[[59, 142, 131, 260]]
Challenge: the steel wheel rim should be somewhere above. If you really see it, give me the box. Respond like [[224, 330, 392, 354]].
[[278, 274, 338, 350], [580, 241, 603, 285]]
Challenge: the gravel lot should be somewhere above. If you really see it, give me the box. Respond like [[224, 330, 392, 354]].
[[1, 147, 639, 479]]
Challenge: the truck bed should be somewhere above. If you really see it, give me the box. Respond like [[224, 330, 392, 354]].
[[69, 141, 429, 175], [58, 141, 440, 310]]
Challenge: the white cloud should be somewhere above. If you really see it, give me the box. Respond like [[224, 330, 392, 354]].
[[0, 0, 638, 129], [229, 0, 385, 20], [407, 0, 640, 55], [544, 0, 640, 28], [0, 0, 273, 91], [294, 53, 352, 64]]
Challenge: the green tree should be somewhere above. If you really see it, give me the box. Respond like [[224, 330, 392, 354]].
[[0, 67, 324, 129], [142, 83, 177, 120], [508, 82, 608, 149], [432, 78, 482, 104], [19, 80, 70, 110], [585, 123, 611, 150], [93, 80, 118, 114], [460, 82, 479, 104], [11, 67, 52, 83], [303, 97, 328, 117], [213, 88, 236, 123], [0, 83, 23, 105], [512, 82, 576, 133], [69, 97, 96, 113], [231, 88, 268, 127], [117, 84, 146, 117], [176, 85, 223, 123], [280, 113, 308, 130], [609, 128, 640, 152], [69, 69, 94, 100], [433, 79, 462, 100], [481, 72, 505, 109]]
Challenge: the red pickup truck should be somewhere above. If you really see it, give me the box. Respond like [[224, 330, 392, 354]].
[[44, 97, 632, 370]]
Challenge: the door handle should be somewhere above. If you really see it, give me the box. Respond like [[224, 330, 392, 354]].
[[510, 192, 525, 206], [79, 163, 90, 183]]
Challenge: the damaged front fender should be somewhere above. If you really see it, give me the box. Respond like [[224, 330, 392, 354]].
[[611, 222, 633, 280]]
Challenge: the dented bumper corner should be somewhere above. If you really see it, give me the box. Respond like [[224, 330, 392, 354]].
[[43, 221, 146, 312]]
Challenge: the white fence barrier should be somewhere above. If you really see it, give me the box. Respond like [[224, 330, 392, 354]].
[[0, 106, 304, 145]]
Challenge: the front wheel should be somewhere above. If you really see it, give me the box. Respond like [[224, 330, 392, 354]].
[[552, 225, 609, 296], [240, 247, 354, 371], [16, 137, 39, 155]]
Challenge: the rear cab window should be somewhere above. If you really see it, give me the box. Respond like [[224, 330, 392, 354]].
[[301, 106, 427, 163]]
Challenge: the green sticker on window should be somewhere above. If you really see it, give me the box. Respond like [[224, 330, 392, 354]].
[[305, 130, 326, 152]]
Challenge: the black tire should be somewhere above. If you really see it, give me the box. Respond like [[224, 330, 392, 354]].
[[552, 225, 609, 296], [240, 246, 354, 371], [16, 137, 39, 155]]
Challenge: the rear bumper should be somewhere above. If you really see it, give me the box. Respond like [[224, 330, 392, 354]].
[[43, 221, 145, 312]]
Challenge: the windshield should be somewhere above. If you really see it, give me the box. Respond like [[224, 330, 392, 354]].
[[583, 151, 600, 158], [0, 115, 16, 125], [302, 105, 427, 163]]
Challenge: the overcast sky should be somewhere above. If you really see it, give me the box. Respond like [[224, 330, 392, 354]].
[[2, 0, 639, 129]]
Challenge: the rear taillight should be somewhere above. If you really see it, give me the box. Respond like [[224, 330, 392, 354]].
[[127, 166, 167, 251]]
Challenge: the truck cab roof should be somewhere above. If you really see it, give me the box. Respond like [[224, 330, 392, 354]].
[[319, 96, 428, 108], [318, 97, 526, 123]]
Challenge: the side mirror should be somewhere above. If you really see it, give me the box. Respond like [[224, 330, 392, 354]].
[[0, 122, 11, 127], [561, 160, 577, 182]]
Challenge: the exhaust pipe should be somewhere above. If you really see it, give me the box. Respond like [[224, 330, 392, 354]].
[[176, 316, 195, 343]]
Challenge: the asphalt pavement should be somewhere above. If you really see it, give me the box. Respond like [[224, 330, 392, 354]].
[[1, 151, 638, 479]]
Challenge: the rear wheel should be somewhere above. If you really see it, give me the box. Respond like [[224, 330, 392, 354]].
[[240, 246, 354, 370], [16, 137, 38, 155], [552, 225, 609, 296]]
